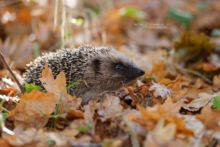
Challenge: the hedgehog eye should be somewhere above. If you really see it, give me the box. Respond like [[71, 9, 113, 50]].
[[115, 64, 124, 72]]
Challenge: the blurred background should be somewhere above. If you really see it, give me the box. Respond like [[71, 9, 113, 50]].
[[0, 0, 220, 72]]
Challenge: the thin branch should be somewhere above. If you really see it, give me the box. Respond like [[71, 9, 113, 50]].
[[174, 64, 212, 84], [0, 50, 24, 93]]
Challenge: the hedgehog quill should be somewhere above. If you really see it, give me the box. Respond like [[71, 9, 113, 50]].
[[23, 46, 145, 104]]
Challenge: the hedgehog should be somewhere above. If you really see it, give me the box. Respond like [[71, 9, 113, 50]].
[[23, 46, 145, 104]]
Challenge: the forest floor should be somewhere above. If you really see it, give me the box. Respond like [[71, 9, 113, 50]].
[[0, 0, 220, 147]]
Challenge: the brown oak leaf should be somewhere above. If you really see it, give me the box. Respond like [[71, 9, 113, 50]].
[[10, 90, 58, 128]]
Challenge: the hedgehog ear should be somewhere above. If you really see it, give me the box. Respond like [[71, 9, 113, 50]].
[[92, 59, 101, 73]]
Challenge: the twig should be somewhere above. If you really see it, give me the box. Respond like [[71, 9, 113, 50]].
[[0, 50, 24, 93], [174, 64, 212, 84], [184, 68, 212, 84]]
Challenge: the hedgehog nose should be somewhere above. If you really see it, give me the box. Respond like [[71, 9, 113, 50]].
[[125, 67, 145, 82], [132, 67, 145, 77], [138, 69, 145, 77]]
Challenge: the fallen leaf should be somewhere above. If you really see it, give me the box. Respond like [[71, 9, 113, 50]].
[[10, 90, 58, 128], [149, 82, 171, 100], [148, 62, 167, 80], [0, 139, 11, 147], [183, 115, 204, 136], [84, 101, 97, 124], [98, 96, 123, 121], [160, 76, 190, 102], [0, 88, 17, 96], [144, 135, 188, 147], [195, 62, 219, 72], [213, 74, 220, 89], [40, 63, 81, 113], [40, 63, 67, 97], [183, 92, 220, 112], [41, 132, 67, 146], [66, 109, 84, 120], [17, 8, 32, 25], [161, 97, 182, 117], [149, 119, 176, 144], [6, 128, 38, 146], [197, 106, 220, 131], [129, 99, 193, 136]]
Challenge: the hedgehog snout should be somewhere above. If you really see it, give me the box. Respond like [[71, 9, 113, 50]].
[[135, 68, 145, 77], [125, 66, 145, 82]]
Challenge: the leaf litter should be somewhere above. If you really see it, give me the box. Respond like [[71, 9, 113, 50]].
[[0, 0, 220, 146], [1, 47, 220, 147]]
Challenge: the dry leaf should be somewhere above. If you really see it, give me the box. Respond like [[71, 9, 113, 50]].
[[144, 135, 188, 147], [17, 8, 32, 25], [149, 83, 171, 100], [39, 63, 81, 113], [160, 76, 191, 102], [66, 109, 84, 120], [213, 74, 220, 89], [84, 101, 97, 124], [183, 115, 204, 136], [98, 96, 123, 121], [0, 139, 11, 147], [40, 63, 67, 96], [148, 62, 167, 80], [0, 88, 17, 96], [161, 98, 182, 116], [147, 119, 176, 145], [10, 90, 58, 128], [183, 92, 220, 112], [6, 128, 38, 146], [195, 62, 219, 72], [197, 107, 220, 131], [129, 99, 193, 136]]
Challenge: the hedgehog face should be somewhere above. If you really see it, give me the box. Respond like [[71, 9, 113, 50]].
[[112, 62, 145, 83], [90, 51, 145, 91]]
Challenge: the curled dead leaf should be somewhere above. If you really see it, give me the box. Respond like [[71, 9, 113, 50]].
[[183, 92, 220, 112], [66, 109, 84, 120]]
